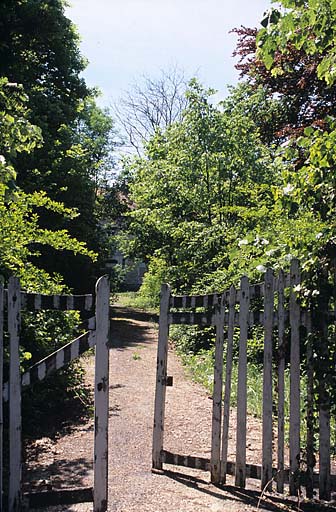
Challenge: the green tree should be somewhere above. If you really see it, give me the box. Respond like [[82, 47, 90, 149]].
[[257, 1, 336, 86], [0, 77, 96, 289], [121, 80, 279, 292], [0, 0, 116, 290]]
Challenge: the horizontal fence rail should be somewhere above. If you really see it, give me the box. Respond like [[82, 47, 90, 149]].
[[2, 290, 94, 312], [161, 450, 336, 488], [3, 319, 96, 401], [153, 259, 335, 502], [169, 275, 293, 310]]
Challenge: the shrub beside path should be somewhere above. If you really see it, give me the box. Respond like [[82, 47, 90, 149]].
[[25, 305, 325, 512]]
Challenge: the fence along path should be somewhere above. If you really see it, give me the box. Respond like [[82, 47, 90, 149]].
[[152, 259, 335, 501], [0, 275, 110, 512]]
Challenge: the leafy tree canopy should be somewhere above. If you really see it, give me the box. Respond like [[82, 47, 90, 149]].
[[0, 77, 95, 292], [0, 0, 118, 289], [257, 0, 336, 86], [120, 80, 281, 292]]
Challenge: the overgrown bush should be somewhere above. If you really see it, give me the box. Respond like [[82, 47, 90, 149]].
[[135, 257, 168, 309]]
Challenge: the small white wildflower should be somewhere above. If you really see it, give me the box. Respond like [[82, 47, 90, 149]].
[[238, 239, 248, 247], [261, 238, 269, 245], [316, 232, 323, 239], [312, 290, 320, 297], [293, 284, 301, 293], [283, 183, 295, 195], [256, 264, 266, 273], [0, 155, 6, 165], [281, 139, 291, 148]]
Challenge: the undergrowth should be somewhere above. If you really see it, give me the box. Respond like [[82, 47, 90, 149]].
[[116, 291, 159, 314]]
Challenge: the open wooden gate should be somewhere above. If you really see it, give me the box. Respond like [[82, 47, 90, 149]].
[[0, 275, 110, 512], [152, 259, 335, 501]]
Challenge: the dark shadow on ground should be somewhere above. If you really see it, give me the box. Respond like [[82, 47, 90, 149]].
[[110, 305, 159, 324], [110, 310, 158, 350], [163, 470, 336, 511], [23, 456, 92, 493]]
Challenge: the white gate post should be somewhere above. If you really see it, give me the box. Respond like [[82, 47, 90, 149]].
[[221, 285, 236, 484], [0, 282, 3, 512], [152, 283, 170, 470], [94, 276, 110, 512], [262, 268, 274, 491], [235, 276, 249, 488], [289, 259, 301, 496], [210, 294, 225, 483], [8, 277, 22, 511]]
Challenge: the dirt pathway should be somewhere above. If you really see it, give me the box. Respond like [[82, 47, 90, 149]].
[[24, 306, 329, 512]]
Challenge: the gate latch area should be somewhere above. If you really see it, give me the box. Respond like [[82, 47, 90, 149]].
[[164, 376, 173, 387]]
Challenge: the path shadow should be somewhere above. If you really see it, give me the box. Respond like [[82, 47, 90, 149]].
[[110, 305, 158, 324], [110, 308, 158, 350], [23, 456, 92, 492], [163, 470, 336, 511]]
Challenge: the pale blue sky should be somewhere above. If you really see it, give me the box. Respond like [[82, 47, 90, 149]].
[[65, 0, 272, 106]]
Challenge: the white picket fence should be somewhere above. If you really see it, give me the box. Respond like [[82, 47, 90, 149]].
[[152, 259, 335, 501], [0, 275, 110, 512]]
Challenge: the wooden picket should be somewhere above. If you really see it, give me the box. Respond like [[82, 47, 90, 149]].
[[235, 276, 249, 488], [289, 259, 301, 495], [262, 268, 274, 491], [0, 275, 110, 512], [318, 274, 331, 502], [0, 283, 3, 512], [220, 285, 235, 484], [94, 276, 110, 512], [153, 259, 336, 502], [210, 294, 225, 483], [306, 313, 314, 499], [152, 283, 171, 470], [277, 269, 285, 493], [8, 277, 22, 512]]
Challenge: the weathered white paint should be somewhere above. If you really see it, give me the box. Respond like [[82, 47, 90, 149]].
[[56, 348, 64, 370], [67, 294, 74, 310], [262, 268, 274, 491], [305, 313, 314, 498], [53, 294, 60, 309], [70, 337, 80, 360], [319, 391, 331, 501], [34, 292, 42, 310], [152, 284, 171, 470], [0, 283, 3, 512], [289, 259, 300, 496], [277, 269, 285, 493], [37, 363, 46, 381], [8, 277, 22, 511], [221, 285, 236, 484], [85, 293, 93, 310], [94, 276, 110, 512], [235, 276, 249, 488], [319, 298, 331, 501], [210, 294, 225, 483]]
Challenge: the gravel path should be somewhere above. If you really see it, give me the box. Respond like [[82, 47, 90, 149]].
[[24, 306, 330, 512]]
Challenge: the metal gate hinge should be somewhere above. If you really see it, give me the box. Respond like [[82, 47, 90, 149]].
[[164, 376, 173, 386]]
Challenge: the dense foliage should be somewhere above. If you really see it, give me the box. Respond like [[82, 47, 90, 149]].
[[0, 0, 118, 290], [120, 80, 284, 296], [0, 1, 117, 439]]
